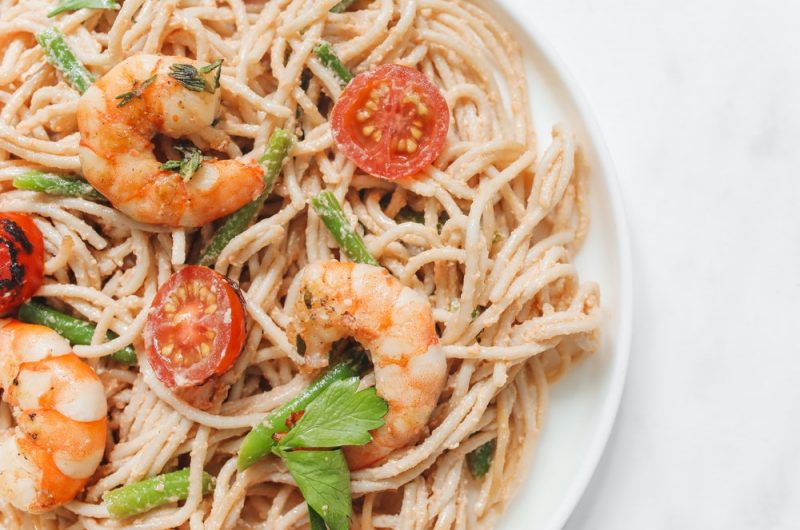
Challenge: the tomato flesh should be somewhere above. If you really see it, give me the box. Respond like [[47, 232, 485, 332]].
[[0, 213, 44, 314], [145, 266, 246, 388], [331, 64, 449, 180]]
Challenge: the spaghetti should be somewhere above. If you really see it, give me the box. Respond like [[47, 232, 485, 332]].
[[0, 0, 601, 527]]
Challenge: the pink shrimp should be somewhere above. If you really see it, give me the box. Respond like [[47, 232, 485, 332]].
[[0, 320, 107, 513], [293, 260, 447, 469], [77, 54, 265, 227]]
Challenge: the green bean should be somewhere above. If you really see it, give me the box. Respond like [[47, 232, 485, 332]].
[[35, 27, 94, 94], [13, 170, 105, 201], [102, 469, 214, 519], [197, 128, 294, 267], [18, 302, 137, 364], [310, 191, 379, 266], [314, 42, 352, 85], [48, 0, 120, 18], [329, 0, 357, 14], [237, 361, 359, 470], [467, 439, 496, 478]]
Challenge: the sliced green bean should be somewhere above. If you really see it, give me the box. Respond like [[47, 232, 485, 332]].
[[36, 27, 94, 94], [18, 302, 137, 364], [237, 361, 359, 470], [330, 0, 357, 14], [13, 170, 105, 201], [467, 439, 496, 478], [48, 0, 120, 18], [311, 191, 379, 266], [102, 469, 214, 519], [314, 41, 352, 85], [197, 128, 294, 267]]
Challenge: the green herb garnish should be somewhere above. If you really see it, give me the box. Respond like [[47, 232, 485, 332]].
[[308, 506, 327, 530], [160, 144, 208, 181], [467, 440, 496, 478], [48, 0, 119, 17], [200, 59, 223, 90], [168, 59, 222, 93], [237, 360, 359, 471], [278, 378, 387, 449], [115, 74, 156, 107], [272, 378, 388, 530]]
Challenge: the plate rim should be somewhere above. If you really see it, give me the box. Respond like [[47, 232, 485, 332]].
[[489, 2, 635, 528]]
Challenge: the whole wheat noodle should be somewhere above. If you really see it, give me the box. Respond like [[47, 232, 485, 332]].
[[0, 0, 600, 528]]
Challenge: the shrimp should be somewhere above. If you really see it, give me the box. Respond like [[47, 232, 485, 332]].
[[76, 54, 265, 227], [293, 260, 447, 469], [0, 320, 107, 513]]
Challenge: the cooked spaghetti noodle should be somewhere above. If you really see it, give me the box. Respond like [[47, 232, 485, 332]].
[[0, 0, 601, 527]]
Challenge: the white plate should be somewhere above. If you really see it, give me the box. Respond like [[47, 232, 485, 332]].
[[477, 1, 634, 529]]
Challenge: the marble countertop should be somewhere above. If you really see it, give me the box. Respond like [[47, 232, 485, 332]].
[[504, 1, 800, 528]]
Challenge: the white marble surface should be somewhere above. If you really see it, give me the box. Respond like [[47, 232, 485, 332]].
[[504, 1, 800, 528]]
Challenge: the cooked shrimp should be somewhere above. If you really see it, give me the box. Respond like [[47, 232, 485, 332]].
[[0, 320, 107, 513], [77, 54, 265, 227], [293, 260, 447, 469]]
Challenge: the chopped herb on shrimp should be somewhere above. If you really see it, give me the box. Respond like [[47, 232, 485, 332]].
[[160, 144, 208, 182], [115, 74, 157, 107], [169, 59, 223, 93]]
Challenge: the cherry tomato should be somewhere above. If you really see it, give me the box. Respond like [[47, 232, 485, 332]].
[[145, 265, 246, 388], [0, 212, 44, 314], [331, 64, 449, 180]]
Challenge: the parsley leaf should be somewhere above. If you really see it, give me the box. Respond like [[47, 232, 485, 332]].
[[48, 0, 120, 18], [160, 145, 208, 182], [169, 60, 223, 93], [115, 74, 157, 107], [281, 450, 351, 530], [278, 378, 388, 449], [270, 377, 388, 530], [308, 504, 327, 530]]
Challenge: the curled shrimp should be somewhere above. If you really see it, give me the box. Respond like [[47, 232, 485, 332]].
[[0, 320, 107, 513], [293, 260, 447, 469], [77, 54, 265, 227]]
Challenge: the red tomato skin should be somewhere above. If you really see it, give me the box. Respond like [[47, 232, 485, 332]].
[[331, 64, 449, 180], [145, 266, 246, 388], [0, 213, 44, 314]]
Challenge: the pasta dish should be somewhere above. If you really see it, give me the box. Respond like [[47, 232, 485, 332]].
[[0, 0, 601, 528]]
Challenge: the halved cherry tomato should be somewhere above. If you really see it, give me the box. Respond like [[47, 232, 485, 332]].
[[145, 265, 246, 388], [0, 212, 44, 314], [331, 64, 449, 180]]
